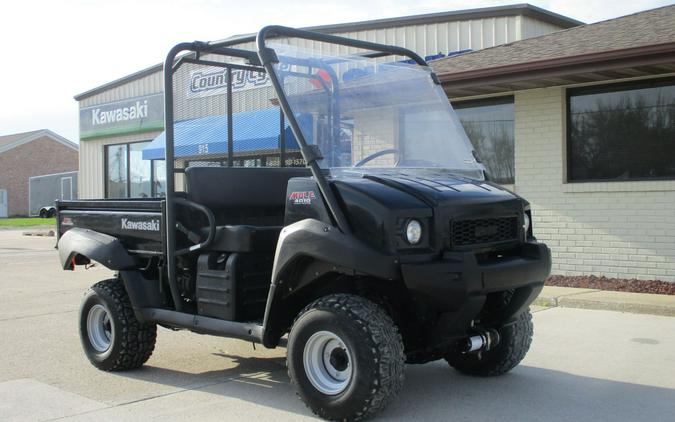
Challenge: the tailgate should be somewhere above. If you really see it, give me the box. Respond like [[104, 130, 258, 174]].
[[56, 199, 165, 255]]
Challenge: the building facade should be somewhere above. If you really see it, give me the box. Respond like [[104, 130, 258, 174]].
[[68, 4, 675, 282], [431, 5, 675, 281], [0, 129, 79, 217], [74, 4, 580, 199]]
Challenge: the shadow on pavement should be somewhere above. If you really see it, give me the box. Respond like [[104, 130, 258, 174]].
[[117, 353, 675, 421]]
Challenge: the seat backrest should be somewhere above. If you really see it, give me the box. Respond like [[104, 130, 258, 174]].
[[185, 167, 312, 224]]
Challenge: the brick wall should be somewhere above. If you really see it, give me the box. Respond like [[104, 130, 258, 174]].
[[514, 87, 675, 281], [0, 136, 78, 216]]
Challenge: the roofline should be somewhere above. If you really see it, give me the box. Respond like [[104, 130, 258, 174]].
[[0, 129, 79, 155], [435, 41, 675, 89], [216, 4, 582, 44], [318, 3, 583, 31], [74, 3, 583, 101]]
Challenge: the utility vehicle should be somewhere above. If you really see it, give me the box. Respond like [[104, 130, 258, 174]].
[[56, 26, 551, 421]]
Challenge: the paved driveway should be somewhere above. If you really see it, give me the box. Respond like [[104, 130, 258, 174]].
[[1, 230, 674, 421]]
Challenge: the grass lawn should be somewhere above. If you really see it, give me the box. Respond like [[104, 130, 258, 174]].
[[0, 217, 56, 227]]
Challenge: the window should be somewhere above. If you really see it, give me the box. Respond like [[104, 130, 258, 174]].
[[105, 141, 163, 198], [568, 79, 675, 182], [130, 143, 151, 198], [106, 144, 127, 198], [454, 97, 515, 184], [153, 160, 166, 197]]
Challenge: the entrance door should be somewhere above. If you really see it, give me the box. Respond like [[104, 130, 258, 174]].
[[0, 189, 7, 218], [61, 177, 73, 201]]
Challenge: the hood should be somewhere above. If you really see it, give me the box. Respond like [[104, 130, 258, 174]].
[[330, 171, 525, 254], [332, 171, 519, 210], [360, 172, 517, 207]]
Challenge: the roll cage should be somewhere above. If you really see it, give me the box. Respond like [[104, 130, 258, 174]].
[[162, 25, 432, 311]]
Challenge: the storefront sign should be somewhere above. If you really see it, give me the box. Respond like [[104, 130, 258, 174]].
[[80, 93, 164, 139], [187, 68, 271, 99]]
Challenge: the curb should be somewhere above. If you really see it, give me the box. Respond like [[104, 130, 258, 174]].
[[533, 286, 675, 317]]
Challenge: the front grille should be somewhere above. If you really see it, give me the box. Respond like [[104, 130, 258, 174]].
[[451, 216, 519, 247]]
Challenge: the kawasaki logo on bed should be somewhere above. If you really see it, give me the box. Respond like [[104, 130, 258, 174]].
[[121, 218, 160, 232], [187, 68, 270, 98]]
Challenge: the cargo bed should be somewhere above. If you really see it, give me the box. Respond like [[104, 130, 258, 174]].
[[56, 199, 165, 256]]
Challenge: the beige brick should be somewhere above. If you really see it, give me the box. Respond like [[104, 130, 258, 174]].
[[511, 86, 675, 282]]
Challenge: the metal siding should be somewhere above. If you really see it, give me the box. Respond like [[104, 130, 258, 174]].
[[78, 13, 569, 109], [436, 23, 448, 54], [458, 21, 470, 50], [494, 16, 506, 45], [506, 15, 517, 42], [449, 21, 460, 51], [521, 15, 565, 38], [77, 15, 568, 114], [483, 18, 495, 47], [80, 71, 163, 108], [470, 20, 483, 49]]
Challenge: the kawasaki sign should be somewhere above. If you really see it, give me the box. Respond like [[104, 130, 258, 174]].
[[79, 93, 164, 139]]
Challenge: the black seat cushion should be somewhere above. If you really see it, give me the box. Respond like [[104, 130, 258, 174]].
[[185, 167, 311, 210], [205, 225, 282, 252]]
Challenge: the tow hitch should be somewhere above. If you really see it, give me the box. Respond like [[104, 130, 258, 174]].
[[462, 329, 500, 353]]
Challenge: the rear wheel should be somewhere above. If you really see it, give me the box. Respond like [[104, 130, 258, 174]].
[[445, 310, 533, 376], [287, 294, 405, 421], [79, 279, 157, 371]]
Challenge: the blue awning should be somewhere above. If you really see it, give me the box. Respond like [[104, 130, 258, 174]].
[[142, 108, 300, 160]]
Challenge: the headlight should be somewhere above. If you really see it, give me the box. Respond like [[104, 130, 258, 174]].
[[405, 219, 423, 245], [523, 213, 531, 233]]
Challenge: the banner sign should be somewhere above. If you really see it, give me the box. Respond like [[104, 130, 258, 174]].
[[79, 93, 164, 139], [187, 68, 271, 99]]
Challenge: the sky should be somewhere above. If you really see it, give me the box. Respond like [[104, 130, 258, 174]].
[[1, 0, 673, 142]]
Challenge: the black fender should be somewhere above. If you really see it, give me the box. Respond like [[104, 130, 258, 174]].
[[57, 228, 138, 270], [261, 218, 399, 347]]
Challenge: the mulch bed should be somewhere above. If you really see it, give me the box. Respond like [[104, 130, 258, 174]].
[[546, 275, 675, 296]]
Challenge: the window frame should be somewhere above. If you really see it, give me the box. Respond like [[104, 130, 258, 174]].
[[452, 95, 515, 185], [104, 140, 159, 198], [566, 77, 675, 184], [104, 143, 128, 199]]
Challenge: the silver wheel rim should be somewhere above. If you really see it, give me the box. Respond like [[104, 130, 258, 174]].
[[87, 304, 113, 353], [303, 331, 352, 395]]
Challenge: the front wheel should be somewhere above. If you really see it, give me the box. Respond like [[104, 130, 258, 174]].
[[445, 309, 533, 376], [79, 279, 157, 371], [287, 294, 405, 421]]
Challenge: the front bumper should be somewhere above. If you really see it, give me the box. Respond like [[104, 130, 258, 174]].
[[401, 241, 551, 312]]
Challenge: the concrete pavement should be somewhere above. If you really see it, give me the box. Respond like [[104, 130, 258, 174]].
[[1, 230, 674, 421]]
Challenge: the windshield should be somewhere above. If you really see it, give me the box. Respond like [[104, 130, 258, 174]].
[[270, 43, 484, 180]]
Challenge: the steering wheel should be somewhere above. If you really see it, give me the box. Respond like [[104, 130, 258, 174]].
[[353, 148, 400, 168]]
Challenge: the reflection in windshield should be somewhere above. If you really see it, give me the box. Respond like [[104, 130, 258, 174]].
[[270, 43, 485, 180]]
